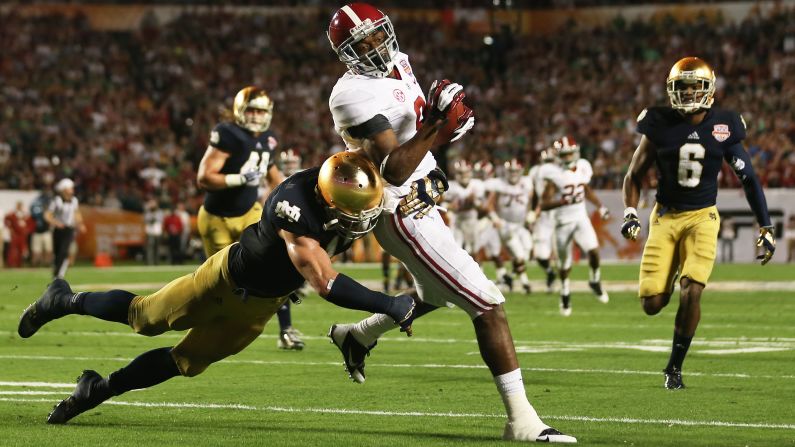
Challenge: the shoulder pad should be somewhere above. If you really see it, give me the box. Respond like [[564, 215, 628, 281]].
[[329, 87, 380, 129], [210, 122, 242, 153]]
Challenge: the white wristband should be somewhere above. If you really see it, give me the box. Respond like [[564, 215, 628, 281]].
[[623, 207, 638, 218], [225, 174, 245, 187]]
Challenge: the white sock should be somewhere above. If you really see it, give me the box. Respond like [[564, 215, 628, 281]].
[[351, 313, 397, 346], [518, 273, 530, 286], [589, 267, 601, 283], [561, 278, 570, 296], [494, 369, 546, 427]]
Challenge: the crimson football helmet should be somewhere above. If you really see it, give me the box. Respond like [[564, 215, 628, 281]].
[[453, 160, 473, 186], [553, 136, 580, 169], [504, 159, 523, 184], [327, 3, 399, 78], [279, 149, 302, 176]]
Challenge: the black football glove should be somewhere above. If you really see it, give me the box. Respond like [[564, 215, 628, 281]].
[[387, 294, 416, 337], [756, 225, 776, 265], [424, 79, 465, 123], [398, 168, 449, 219], [621, 207, 641, 240]]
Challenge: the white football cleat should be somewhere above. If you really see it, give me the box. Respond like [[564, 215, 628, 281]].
[[503, 422, 577, 443], [559, 301, 572, 317]]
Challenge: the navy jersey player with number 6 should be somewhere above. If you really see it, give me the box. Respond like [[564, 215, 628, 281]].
[[622, 57, 776, 389]]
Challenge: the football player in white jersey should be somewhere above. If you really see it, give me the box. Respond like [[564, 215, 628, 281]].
[[324, 3, 575, 443], [445, 160, 487, 257], [475, 160, 504, 267], [540, 137, 610, 316], [528, 149, 558, 292], [486, 159, 533, 294]]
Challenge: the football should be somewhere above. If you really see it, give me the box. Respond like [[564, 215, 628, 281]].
[[432, 100, 473, 147]]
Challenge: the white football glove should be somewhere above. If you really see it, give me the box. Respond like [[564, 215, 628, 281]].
[[598, 206, 610, 220], [450, 116, 475, 142]]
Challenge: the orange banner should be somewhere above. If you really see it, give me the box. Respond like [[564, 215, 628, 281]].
[[76, 207, 145, 259]]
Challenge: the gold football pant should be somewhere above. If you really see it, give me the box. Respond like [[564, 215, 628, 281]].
[[198, 202, 263, 257], [128, 244, 286, 376], [639, 204, 720, 297]]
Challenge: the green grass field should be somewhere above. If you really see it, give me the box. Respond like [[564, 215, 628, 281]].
[[1, 263, 793, 446]]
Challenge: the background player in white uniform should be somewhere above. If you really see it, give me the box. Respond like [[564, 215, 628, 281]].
[[486, 159, 533, 294], [540, 137, 610, 316], [528, 149, 558, 292], [445, 160, 487, 256], [324, 3, 575, 443], [476, 160, 503, 266]]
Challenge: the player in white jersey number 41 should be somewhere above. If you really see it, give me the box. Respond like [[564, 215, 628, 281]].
[[540, 136, 610, 316], [325, 3, 576, 443]]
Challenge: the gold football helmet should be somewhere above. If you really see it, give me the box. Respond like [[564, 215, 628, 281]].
[[318, 151, 384, 239], [667, 57, 716, 114], [233, 86, 273, 133]]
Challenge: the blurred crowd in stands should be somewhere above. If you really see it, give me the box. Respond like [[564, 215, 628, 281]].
[[1, 3, 794, 219]]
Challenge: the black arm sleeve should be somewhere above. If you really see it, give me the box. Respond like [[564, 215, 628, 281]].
[[326, 273, 399, 318], [724, 142, 771, 227], [347, 114, 392, 139]]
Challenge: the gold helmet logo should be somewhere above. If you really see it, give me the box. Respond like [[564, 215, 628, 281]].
[[233, 86, 273, 133], [318, 151, 384, 239], [667, 57, 716, 114]]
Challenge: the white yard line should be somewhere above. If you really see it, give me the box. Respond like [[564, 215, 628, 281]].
[[0, 397, 792, 430], [67, 279, 795, 292], [1, 356, 793, 380], [0, 381, 76, 388]]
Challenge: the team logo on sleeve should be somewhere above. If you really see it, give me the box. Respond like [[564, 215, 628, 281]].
[[712, 124, 730, 142], [276, 200, 301, 222], [210, 130, 219, 144], [393, 89, 405, 102]]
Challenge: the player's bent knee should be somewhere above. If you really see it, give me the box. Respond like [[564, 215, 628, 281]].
[[641, 294, 669, 315]]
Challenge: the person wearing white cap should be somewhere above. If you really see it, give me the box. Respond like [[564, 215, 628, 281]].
[[46, 178, 86, 278]]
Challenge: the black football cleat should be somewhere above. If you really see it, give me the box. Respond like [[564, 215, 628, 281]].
[[47, 370, 113, 424], [327, 324, 375, 384], [502, 274, 514, 292], [18, 279, 76, 338], [663, 368, 686, 390], [588, 281, 609, 303], [546, 270, 556, 293], [522, 283, 532, 295]]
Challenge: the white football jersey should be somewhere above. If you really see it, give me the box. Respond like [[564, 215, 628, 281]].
[[446, 179, 485, 222], [329, 52, 435, 212], [541, 158, 593, 224], [492, 177, 532, 224]]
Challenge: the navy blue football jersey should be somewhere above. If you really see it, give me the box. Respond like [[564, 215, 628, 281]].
[[202, 122, 277, 217], [227, 167, 354, 298], [637, 106, 746, 210]]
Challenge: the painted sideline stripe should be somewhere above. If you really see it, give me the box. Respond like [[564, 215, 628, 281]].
[[0, 381, 76, 388], [0, 391, 65, 395], [1, 356, 793, 380], [68, 279, 795, 293], [0, 397, 793, 430], [5, 330, 794, 349]]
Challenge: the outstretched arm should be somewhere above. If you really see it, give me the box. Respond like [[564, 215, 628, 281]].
[[622, 135, 657, 210], [724, 143, 771, 227], [724, 143, 775, 264], [280, 230, 415, 331], [620, 135, 657, 240]]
